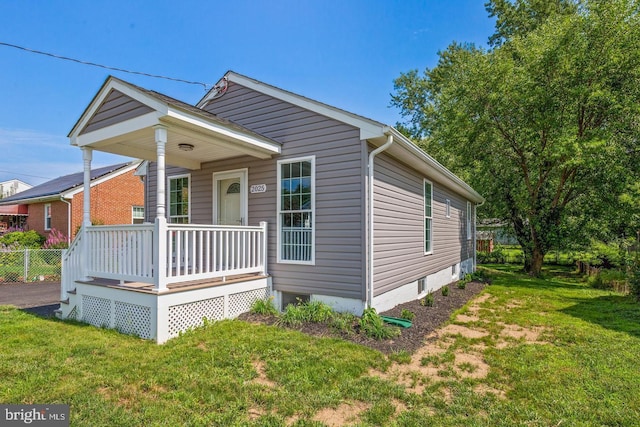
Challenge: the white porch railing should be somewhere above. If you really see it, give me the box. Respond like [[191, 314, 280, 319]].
[[61, 228, 84, 301], [85, 224, 155, 282], [66, 221, 267, 291], [165, 223, 267, 283]]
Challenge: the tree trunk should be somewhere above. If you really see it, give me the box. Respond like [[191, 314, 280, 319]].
[[524, 246, 545, 277]]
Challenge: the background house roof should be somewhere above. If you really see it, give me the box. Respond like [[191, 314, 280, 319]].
[[0, 162, 131, 204]]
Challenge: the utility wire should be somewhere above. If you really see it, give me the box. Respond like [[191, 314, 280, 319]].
[[0, 41, 210, 90], [0, 170, 53, 180]]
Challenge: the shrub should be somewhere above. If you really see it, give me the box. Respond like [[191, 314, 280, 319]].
[[477, 245, 506, 264], [3, 271, 20, 282], [43, 228, 69, 249], [0, 231, 45, 249], [250, 297, 278, 316], [421, 292, 434, 307], [441, 285, 450, 296], [588, 269, 628, 293], [629, 259, 640, 302], [400, 309, 415, 321], [359, 308, 400, 340]]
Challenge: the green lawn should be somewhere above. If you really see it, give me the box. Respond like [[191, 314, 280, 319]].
[[1, 266, 639, 426]]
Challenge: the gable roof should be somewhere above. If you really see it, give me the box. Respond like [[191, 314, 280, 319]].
[[199, 71, 484, 204], [0, 162, 138, 205], [68, 76, 281, 170]]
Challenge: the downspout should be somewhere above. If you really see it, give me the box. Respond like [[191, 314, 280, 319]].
[[60, 197, 72, 244], [367, 133, 394, 309]]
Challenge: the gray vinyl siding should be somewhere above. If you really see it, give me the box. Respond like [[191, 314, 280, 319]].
[[148, 81, 366, 300], [80, 89, 153, 135], [372, 150, 474, 296]]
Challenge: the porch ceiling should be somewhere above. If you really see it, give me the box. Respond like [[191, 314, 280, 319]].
[[69, 77, 281, 170]]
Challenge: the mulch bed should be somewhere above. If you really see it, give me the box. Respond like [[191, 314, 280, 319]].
[[239, 281, 486, 354]]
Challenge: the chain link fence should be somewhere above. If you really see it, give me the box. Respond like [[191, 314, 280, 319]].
[[0, 249, 63, 283]]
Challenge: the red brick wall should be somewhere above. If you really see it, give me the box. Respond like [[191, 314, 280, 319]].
[[70, 169, 144, 238], [25, 201, 69, 238], [24, 169, 144, 240]]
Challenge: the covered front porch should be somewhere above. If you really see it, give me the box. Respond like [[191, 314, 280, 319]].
[[58, 76, 280, 342]]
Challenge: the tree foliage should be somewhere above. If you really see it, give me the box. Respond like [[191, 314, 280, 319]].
[[392, 0, 640, 275]]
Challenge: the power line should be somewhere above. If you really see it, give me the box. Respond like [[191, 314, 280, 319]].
[[0, 41, 211, 90], [0, 170, 53, 180]]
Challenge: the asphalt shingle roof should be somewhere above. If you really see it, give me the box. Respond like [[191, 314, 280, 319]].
[[0, 163, 130, 204]]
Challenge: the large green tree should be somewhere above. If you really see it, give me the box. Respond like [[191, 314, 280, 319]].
[[392, 0, 640, 276]]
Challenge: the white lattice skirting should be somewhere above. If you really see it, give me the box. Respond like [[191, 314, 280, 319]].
[[73, 277, 270, 343]]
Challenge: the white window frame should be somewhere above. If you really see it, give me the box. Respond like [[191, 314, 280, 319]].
[[445, 199, 451, 218], [467, 201, 472, 240], [167, 174, 191, 224], [44, 203, 52, 230], [132, 206, 145, 224], [277, 156, 315, 265], [424, 179, 433, 255]]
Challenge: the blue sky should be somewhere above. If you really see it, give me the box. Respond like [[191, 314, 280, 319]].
[[0, 0, 494, 185]]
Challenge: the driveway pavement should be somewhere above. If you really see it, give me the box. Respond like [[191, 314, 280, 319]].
[[0, 281, 60, 317]]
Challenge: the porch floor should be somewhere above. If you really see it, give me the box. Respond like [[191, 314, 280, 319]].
[[76, 273, 269, 295]]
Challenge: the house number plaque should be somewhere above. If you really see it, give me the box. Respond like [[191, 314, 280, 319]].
[[250, 184, 267, 193]]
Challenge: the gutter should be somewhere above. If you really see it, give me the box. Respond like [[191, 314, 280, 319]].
[[367, 132, 394, 309]]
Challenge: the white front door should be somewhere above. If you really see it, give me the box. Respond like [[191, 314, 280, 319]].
[[213, 169, 247, 225]]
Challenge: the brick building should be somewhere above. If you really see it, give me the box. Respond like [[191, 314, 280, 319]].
[[0, 161, 143, 241]]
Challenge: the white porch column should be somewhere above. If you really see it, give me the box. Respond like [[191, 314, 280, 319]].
[[153, 125, 168, 291], [81, 147, 92, 281], [82, 147, 93, 227], [154, 125, 168, 219]]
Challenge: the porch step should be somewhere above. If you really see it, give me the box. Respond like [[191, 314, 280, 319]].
[[54, 309, 62, 319]]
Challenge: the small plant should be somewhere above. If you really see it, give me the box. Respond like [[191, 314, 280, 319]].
[[441, 285, 450, 296], [302, 300, 334, 323], [250, 297, 278, 316], [457, 280, 467, 289], [276, 304, 306, 327], [420, 292, 434, 307], [330, 312, 356, 335], [400, 309, 415, 321], [359, 308, 400, 340]]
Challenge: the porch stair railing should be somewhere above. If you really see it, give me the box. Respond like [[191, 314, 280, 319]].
[[61, 228, 84, 301]]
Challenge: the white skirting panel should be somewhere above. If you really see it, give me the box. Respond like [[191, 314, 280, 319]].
[[70, 277, 271, 344], [372, 257, 475, 313]]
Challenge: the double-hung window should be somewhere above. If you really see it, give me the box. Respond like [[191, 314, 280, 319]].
[[132, 206, 145, 224], [278, 157, 315, 263], [44, 203, 52, 230], [424, 180, 433, 254], [168, 175, 190, 224]]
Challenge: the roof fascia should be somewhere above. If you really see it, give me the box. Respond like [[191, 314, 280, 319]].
[[386, 128, 484, 203], [68, 76, 169, 140], [198, 71, 386, 141], [62, 161, 141, 198]]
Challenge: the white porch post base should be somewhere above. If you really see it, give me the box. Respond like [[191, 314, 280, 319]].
[[153, 217, 168, 291]]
